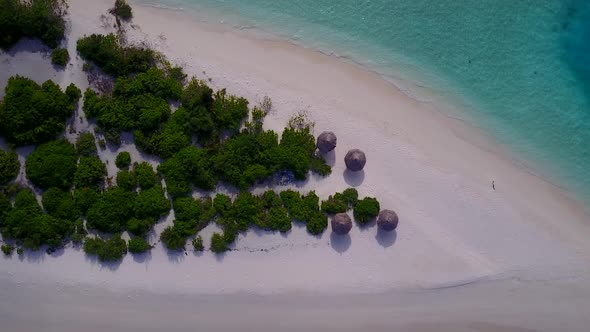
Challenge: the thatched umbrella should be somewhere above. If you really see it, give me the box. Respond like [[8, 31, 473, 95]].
[[377, 209, 398, 231], [317, 131, 337, 153], [331, 213, 352, 235], [344, 149, 366, 171]]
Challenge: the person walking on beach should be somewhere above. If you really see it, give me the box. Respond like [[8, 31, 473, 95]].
[[492, 180, 495, 191]]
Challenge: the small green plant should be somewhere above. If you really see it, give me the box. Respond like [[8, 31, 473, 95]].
[[1, 244, 14, 256], [192, 235, 204, 251], [16, 247, 24, 255], [110, 0, 133, 20], [65, 83, 82, 102], [115, 151, 131, 169], [353, 197, 380, 225], [83, 236, 127, 262], [51, 48, 69, 66], [128, 237, 152, 254], [210, 232, 228, 253]]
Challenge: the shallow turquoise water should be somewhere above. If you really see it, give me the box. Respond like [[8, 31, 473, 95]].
[[143, 0, 590, 204]]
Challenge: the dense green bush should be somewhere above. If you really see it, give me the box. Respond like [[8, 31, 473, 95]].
[[71, 219, 87, 245], [65, 83, 82, 102], [0, 0, 68, 50], [114, 67, 182, 101], [115, 151, 131, 169], [306, 211, 328, 235], [86, 187, 135, 233], [42, 187, 79, 221], [261, 190, 282, 209], [76, 33, 155, 77], [226, 192, 263, 232], [192, 235, 204, 251], [110, 0, 132, 20], [1, 244, 13, 256], [0, 193, 12, 226], [25, 139, 77, 190], [51, 48, 69, 66], [263, 207, 291, 232], [74, 156, 107, 188], [172, 197, 202, 223], [133, 186, 170, 220], [213, 194, 232, 216], [73, 187, 100, 215], [75, 132, 97, 157], [1, 188, 73, 250], [0, 76, 75, 145], [116, 170, 137, 191], [83, 236, 127, 262], [133, 162, 158, 190], [0, 149, 19, 186], [210, 232, 228, 253], [160, 224, 188, 251], [126, 218, 154, 237], [321, 188, 358, 214], [128, 237, 152, 254], [353, 197, 380, 225], [158, 146, 215, 197]]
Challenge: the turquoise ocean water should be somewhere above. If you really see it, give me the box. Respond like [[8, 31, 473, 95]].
[[142, 0, 590, 205]]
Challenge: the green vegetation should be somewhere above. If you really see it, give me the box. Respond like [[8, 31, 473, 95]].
[[161, 196, 213, 250], [321, 188, 358, 214], [1, 188, 73, 251], [77, 33, 155, 76], [158, 146, 214, 197], [133, 186, 170, 220], [65, 83, 82, 102], [210, 232, 228, 253], [42, 187, 78, 221], [76, 132, 97, 157], [71, 219, 87, 245], [353, 197, 380, 225], [115, 151, 131, 169], [86, 187, 135, 233], [192, 235, 204, 251], [51, 48, 69, 66], [74, 156, 106, 188], [83, 236, 127, 262], [133, 162, 159, 190], [0, 0, 68, 50], [1, 244, 13, 256], [128, 237, 152, 254], [116, 170, 136, 191], [0, 76, 76, 145], [0, 149, 19, 186], [26, 139, 77, 190], [110, 0, 132, 20], [73, 187, 100, 215]]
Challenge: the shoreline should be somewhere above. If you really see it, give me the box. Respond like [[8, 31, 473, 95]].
[[0, 0, 589, 298]]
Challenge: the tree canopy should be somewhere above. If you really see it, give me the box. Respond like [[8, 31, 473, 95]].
[[25, 139, 78, 190], [0, 149, 19, 186], [0, 76, 76, 145]]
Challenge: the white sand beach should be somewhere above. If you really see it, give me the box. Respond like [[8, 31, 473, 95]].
[[1, 0, 590, 330]]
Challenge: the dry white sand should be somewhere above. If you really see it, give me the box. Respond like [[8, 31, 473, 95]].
[[1, 0, 590, 330]]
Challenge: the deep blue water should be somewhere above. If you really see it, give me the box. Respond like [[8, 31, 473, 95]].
[[143, 0, 590, 204]]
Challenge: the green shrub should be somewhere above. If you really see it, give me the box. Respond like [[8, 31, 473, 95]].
[[111, 0, 133, 20], [353, 197, 380, 225], [1, 244, 13, 256], [339, 188, 359, 207], [261, 190, 282, 209], [114, 67, 181, 101], [0, 0, 67, 50], [0, 76, 75, 145], [321, 196, 347, 214], [134, 186, 170, 220], [158, 146, 215, 197], [74, 156, 107, 188], [115, 151, 131, 169], [126, 218, 154, 237], [133, 162, 158, 190], [310, 153, 332, 176], [76, 132, 97, 157], [25, 139, 78, 190], [73, 187, 100, 215], [16, 247, 23, 255], [116, 170, 137, 191], [76, 33, 155, 77], [65, 83, 82, 102], [192, 235, 204, 251], [306, 211, 328, 235], [51, 48, 69, 66], [71, 219, 87, 245], [210, 232, 228, 253], [42, 187, 79, 221], [264, 206, 291, 232], [226, 192, 263, 232], [173, 197, 202, 223], [160, 224, 188, 251], [213, 194, 232, 216], [83, 236, 127, 262], [86, 187, 136, 233], [0, 149, 19, 186], [128, 237, 152, 254]]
